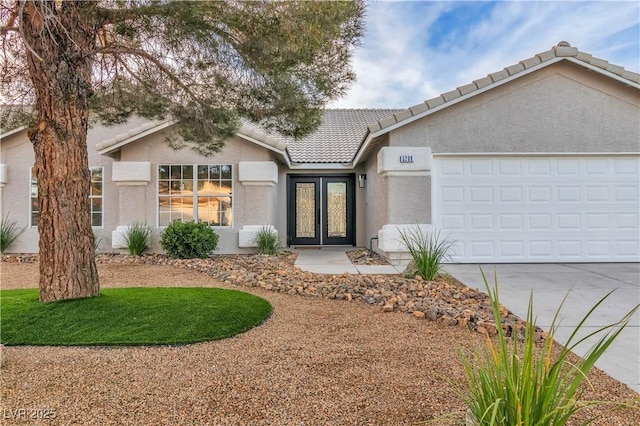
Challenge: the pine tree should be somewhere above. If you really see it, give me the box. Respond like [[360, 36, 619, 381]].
[[0, 0, 364, 301]]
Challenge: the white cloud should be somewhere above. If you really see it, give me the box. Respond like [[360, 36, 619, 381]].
[[330, 1, 639, 109]]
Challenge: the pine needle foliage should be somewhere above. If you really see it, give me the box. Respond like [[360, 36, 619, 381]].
[[1, 1, 366, 152]]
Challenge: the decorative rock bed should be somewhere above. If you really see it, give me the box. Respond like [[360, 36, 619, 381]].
[[1, 252, 542, 340]]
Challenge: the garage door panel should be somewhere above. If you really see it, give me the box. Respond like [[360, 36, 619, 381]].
[[615, 186, 638, 202], [434, 156, 640, 263], [499, 214, 522, 230], [558, 241, 581, 257], [528, 186, 552, 202], [618, 241, 640, 256], [500, 241, 524, 257], [616, 213, 639, 229], [470, 186, 492, 202]]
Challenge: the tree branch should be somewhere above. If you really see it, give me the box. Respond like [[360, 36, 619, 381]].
[[97, 45, 199, 102], [18, 1, 43, 62], [0, 26, 18, 35], [95, 3, 171, 26]]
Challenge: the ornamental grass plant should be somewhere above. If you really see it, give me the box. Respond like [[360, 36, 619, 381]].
[[459, 271, 639, 426], [254, 226, 281, 255], [0, 215, 23, 254], [123, 222, 153, 256], [398, 227, 455, 281]]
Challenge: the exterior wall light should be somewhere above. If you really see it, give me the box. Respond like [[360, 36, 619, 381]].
[[358, 173, 366, 188]]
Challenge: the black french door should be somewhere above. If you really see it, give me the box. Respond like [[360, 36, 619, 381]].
[[287, 175, 355, 246]]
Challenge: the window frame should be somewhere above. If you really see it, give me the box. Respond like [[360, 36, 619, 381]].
[[156, 164, 234, 228]]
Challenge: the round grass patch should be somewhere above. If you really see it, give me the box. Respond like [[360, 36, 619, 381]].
[[0, 287, 272, 346]]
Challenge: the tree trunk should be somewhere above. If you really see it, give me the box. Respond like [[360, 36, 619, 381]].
[[21, 1, 99, 302]]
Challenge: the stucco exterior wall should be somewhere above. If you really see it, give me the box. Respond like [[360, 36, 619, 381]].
[[117, 131, 279, 254], [0, 128, 117, 253], [386, 175, 431, 224], [388, 62, 640, 153], [362, 135, 389, 251]]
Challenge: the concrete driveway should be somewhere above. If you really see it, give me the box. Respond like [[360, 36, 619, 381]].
[[445, 263, 640, 393]]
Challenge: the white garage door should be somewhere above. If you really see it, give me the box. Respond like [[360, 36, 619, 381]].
[[433, 156, 640, 263]]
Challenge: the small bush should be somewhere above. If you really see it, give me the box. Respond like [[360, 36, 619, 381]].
[[160, 220, 218, 259], [398, 226, 455, 280], [123, 222, 153, 256], [459, 271, 639, 426], [253, 226, 281, 255], [0, 215, 24, 254]]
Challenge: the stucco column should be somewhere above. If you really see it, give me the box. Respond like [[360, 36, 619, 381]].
[[237, 161, 279, 247], [111, 162, 151, 248], [377, 147, 433, 224], [376, 147, 433, 264]]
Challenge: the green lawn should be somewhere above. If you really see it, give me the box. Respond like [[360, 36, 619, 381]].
[[0, 287, 272, 346]]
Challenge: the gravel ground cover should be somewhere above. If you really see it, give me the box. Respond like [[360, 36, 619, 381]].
[[346, 248, 390, 265], [1, 255, 638, 425]]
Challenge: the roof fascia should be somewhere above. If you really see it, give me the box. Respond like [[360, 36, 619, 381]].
[[0, 125, 28, 140], [236, 131, 291, 167], [97, 120, 176, 155], [95, 120, 293, 167], [287, 162, 354, 170], [564, 57, 640, 89], [434, 151, 640, 157]]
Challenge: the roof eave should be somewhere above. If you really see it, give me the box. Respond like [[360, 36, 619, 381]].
[[236, 131, 291, 167], [96, 120, 176, 155], [0, 125, 28, 140], [287, 162, 354, 170], [564, 57, 640, 89]]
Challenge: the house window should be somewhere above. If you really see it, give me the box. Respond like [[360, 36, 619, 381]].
[[30, 166, 104, 227], [89, 168, 104, 226], [158, 164, 233, 227]]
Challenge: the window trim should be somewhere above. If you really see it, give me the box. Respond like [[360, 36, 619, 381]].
[[156, 164, 234, 228]]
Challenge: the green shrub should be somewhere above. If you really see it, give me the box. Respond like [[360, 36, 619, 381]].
[[398, 226, 455, 280], [160, 220, 218, 259], [123, 222, 153, 256], [459, 271, 639, 426], [0, 215, 24, 254], [253, 226, 281, 255]]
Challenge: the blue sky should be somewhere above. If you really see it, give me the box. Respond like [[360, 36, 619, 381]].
[[329, 0, 640, 108]]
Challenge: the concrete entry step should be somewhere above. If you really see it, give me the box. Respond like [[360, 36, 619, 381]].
[[293, 247, 403, 275]]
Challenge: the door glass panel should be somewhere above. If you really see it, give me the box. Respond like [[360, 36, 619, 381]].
[[296, 183, 316, 238], [327, 182, 347, 238]]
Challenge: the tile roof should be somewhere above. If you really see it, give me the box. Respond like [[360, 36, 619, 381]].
[[15, 42, 636, 168], [278, 109, 402, 164], [365, 42, 640, 136]]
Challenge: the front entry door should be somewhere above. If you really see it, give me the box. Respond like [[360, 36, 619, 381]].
[[288, 175, 355, 246]]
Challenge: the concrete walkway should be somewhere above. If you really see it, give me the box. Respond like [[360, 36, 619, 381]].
[[293, 247, 403, 275], [445, 263, 640, 393]]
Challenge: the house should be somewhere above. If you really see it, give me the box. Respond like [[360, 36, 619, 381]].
[[1, 42, 638, 264]]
